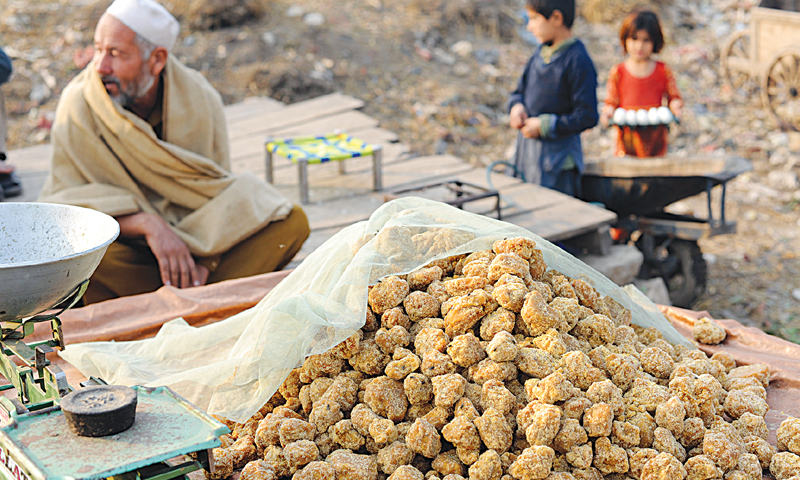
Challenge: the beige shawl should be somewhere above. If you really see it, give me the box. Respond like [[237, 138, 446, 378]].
[[39, 56, 291, 257]]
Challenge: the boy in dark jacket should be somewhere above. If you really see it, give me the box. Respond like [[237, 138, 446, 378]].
[[508, 0, 598, 197]]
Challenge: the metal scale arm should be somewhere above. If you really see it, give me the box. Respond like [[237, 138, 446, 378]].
[[0, 280, 87, 413]]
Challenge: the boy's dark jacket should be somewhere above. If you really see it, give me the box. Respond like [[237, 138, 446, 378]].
[[508, 39, 598, 140]]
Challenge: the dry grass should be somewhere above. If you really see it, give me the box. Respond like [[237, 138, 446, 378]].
[[580, 0, 672, 24], [164, 0, 273, 30]]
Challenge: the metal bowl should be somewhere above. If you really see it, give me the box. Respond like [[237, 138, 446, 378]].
[[0, 203, 120, 321]]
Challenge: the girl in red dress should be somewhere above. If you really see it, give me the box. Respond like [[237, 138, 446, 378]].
[[599, 10, 683, 157]]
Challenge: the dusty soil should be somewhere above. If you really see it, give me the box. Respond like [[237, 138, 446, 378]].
[[2, 0, 799, 339]]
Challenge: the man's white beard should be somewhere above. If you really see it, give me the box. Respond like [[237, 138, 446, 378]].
[[108, 66, 155, 110]]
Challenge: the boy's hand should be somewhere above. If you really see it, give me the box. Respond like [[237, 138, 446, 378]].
[[669, 99, 683, 120], [521, 117, 541, 139], [509, 104, 528, 129]]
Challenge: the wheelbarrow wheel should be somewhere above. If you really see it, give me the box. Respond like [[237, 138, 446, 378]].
[[720, 30, 755, 93], [762, 48, 800, 131], [663, 239, 707, 308]]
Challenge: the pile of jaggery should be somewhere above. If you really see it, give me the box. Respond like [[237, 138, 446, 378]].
[[204, 236, 800, 480]]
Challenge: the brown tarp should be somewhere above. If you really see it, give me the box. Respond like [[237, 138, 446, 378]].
[[23, 273, 800, 437]]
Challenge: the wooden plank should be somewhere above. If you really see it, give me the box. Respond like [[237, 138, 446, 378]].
[[505, 200, 617, 242], [224, 97, 286, 123], [229, 93, 365, 140], [10, 170, 48, 202], [10, 144, 52, 173], [302, 193, 385, 231], [268, 110, 379, 138]]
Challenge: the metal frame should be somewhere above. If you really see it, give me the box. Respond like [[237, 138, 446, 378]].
[[264, 138, 383, 204], [388, 180, 502, 220]]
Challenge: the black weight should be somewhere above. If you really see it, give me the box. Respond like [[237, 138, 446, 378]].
[[61, 385, 137, 437]]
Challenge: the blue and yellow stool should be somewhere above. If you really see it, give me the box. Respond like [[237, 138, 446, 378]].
[[264, 132, 383, 204]]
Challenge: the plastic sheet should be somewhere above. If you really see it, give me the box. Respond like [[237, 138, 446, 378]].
[[60, 197, 690, 422]]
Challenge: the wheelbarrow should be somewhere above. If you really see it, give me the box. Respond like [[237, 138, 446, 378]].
[[579, 155, 753, 307]]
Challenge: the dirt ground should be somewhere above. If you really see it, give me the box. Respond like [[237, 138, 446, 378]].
[[2, 0, 799, 339]]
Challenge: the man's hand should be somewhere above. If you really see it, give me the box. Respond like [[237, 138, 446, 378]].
[[509, 104, 528, 130], [521, 117, 542, 139], [116, 212, 208, 288]]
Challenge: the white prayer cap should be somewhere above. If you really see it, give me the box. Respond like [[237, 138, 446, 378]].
[[105, 0, 180, 51]]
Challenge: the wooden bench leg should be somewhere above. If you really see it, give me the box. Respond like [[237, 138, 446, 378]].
[[298, 160, 309, 204], [264, 144, 274, 184], [372, 146, 383, 191]]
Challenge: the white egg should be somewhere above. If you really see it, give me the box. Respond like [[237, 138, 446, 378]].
[[612, 108, 627, 126], [648, 107, 660, 125], [625, 109, 638, 126], [658, 106, 674, 124], [637, 109, 649, 126]]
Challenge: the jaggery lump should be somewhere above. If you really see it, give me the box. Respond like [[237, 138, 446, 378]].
[[771, 452, 800, 480], [480, 308, 517, 341], [692, 318, 726, 345], [369, 276, 410, 315], [724, 390, 768, 420], [684, 455, 722, 480], [640, 452, 686, 480], [554, 418, 588, 453], [469, 449, 503, 480], [521, 291, 565, 337], [532, 371, 574, 404], [407, 418, 442, 458], [525, 403, 562, 446], [487, 331, 520, 363], [432, 373, 467, 408], [325, 450, 379, 480], [778, 417, 800, 455], [652, 427, 686, 463], [377, 442, 415, 475], [447, 333, 486, 368], [475, 408, 514, 453], [509, 446, 556, 480], [593, 436, 629, 475], [493, 282, 529, 313], [408, 266, 444, 291]]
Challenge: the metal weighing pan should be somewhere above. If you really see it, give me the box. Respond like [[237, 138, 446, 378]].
[[0, 203, 119, 322]]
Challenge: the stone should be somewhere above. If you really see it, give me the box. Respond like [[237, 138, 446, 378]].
[[303, 13, 325, 26], [633, 277, 672, 306], [286, 5, 304, 17], [578, 245, 644, 286], [767, 171, 800, 190], [450, 41, 473, 57]]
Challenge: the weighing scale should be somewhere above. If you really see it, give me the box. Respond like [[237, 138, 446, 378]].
[[0, 203, 229, 480]]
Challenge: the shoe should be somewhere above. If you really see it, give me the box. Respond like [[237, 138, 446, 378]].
[[0, 171, 21, 198]]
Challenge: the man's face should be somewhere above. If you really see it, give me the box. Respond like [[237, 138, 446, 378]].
[[93, 14, 155, 108]]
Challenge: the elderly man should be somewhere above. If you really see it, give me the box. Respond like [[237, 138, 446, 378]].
[[39, 0, 310, 304]]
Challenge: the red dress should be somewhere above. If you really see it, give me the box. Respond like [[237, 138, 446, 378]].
[[604, 61, 682, 157]]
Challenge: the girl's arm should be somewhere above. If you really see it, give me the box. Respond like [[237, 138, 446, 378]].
[[664, 64, 683, 118], [600, 65, 621, 127]]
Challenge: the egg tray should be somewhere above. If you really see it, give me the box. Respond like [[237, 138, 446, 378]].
[[609, 107, 680, 128]]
